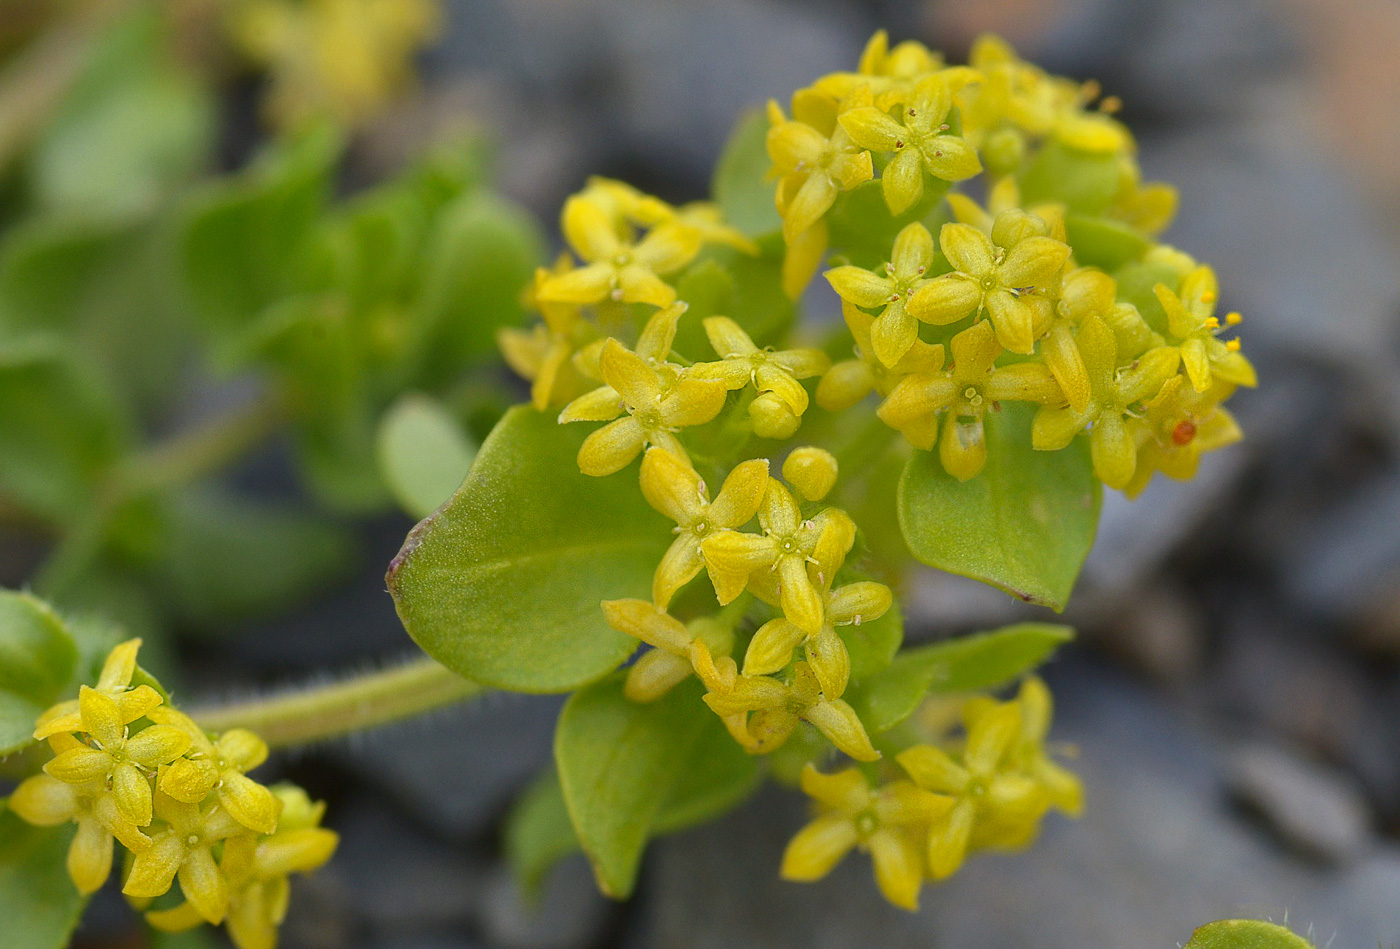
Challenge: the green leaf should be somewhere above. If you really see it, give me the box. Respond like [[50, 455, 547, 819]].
[[377, 394, 477, 519], [0, 806, 85, 949], [898, 404, 1100, 611], [28, 9, 212, 218], [151, 488, 357, 629], [712, 109, 781, 237], [510, 720, 757, 896], [827, 177, 951, 270], [1184, 920, 1315, 949], [387, 406, 670, 692], [556, 674, 753, 898], [847, 623, 1073, 734], [181, 126, 340, 335], [0, 341, 131, 523], [1018, 141, 1120, 215], [670, 244, 792, 360], [1064, 214, 1150, 270], [412, 191, 544, 383]]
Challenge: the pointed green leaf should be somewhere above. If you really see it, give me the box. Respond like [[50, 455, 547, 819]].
[[898, 404, 1100, 610], [387, 406, 670, 692], [847, 622, 1073, 734]]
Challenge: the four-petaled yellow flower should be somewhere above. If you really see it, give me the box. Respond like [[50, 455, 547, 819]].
[[878, 320, 1061, 480], [9, 768, 151, 894], [781, 764, 953, 910], [825, 222, 939, 368], [689, 316, 829, 440], [766, 103, 874, 244], [559, 314, 729, 476], [123, 792, 251, 924], [537, 194, 701, 308], [42, 686, 191, 827], [34, 637, 160, 740], [1122, 375, 1242, 498], [907, 216, 1070, 355], [691, 641, 878, 761], [639, 447, 769, 608], [154, 707, 280, 835], [1153, 265, 1257, 392], [601, 598, 735, 703], [701, 479, 848, 634], [1032, 314, 1181, 490], [839, 74, 982, 215]]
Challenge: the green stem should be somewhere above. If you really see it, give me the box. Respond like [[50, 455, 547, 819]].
[[191, 657, 486, 749], [114, 394, 286, 500]]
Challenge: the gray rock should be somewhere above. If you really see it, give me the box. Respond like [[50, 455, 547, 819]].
[[333, 692, 562, 838], [1096, 581, 1204, 685], [1282, 474, 1400, 623], [640, 659, 1400, 948], [479, 856, 614, 949], [1227, 743, 1373, 865]]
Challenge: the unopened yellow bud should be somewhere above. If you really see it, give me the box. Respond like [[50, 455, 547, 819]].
[[750, 392, 801, 439], [783, 446, 838, 501]]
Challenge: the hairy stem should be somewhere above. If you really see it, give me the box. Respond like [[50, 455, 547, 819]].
[[191, 657, 486, 748]]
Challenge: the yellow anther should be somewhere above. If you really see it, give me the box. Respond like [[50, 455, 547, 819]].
[[1203, 316, 1220, 330], [1100, 95, 1122, 114], [1226, 339, 1242, 352], [1226, 311, 1243, 325], [1200, 291, 1217, 304]]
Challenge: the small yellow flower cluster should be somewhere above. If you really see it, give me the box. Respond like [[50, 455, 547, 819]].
[[781, 679, 1081, 910], [773, 31, 1254, 490], [499, 178, 758, 419], [10, 640, 336, 949], [229, 0, 442, 130]]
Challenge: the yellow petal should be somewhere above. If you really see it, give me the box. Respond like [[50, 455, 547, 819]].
[[837, 106, 903, 151], [985, 362, 1063, 405], [577, 417, 646, 477], [639, 446, 705, 524], [257, 827, 339, 877], [781, 218, 827, 300], [780, 813, 859, 881], [927, 799, 976, 880], [112, 760, 154, 826], [891, 221, 935, 278], [897, 745, 971, 794], [804, 699, 879, 761], [559, 385, 624, 424], [997, 235, 1069, 289], [126, 724, 193, 769], [124, 833, 185, 899], [799, 762, 870, 811], [824, 266, 892, 309], [1041, 322, 1091, 412], [561, 195, 621, 262], [965, 702, 1021, 775], [9, 775, 77, 825], [782, 447, 838, 502], [709, 458, 770, 527], [179, 845, 229, 924], [67, 818, 114, 895], [939, 222, 994, 276], [984, 291, 1035, 355], [78, 686, 124, 746], [220, 772, 280, 835], [741, 618, 807, 676], [868, 828, 923, 911], [869, 301, 919, 369], [635, 301, 687, 363], [1179, 337, 1212, 392], [96, 638, 142, 691], [918, 133, 981, 182], [827, 581, 892, 626], [659, 377, 728, 428], [1090, 413, 1137, 490], [783, 172, 838, 243], [145, 901, 206, 934], [616, 264, 677, 307], [805, 627, 850, 700], [634, 223, 702, 274], [906, 273, 980, 325], [536, 263, 613, 304], [939, 413, 987, 482], [652, 536, 704, 610], [754, 364, 809, 415], [600, 598, 691, 653], [881, 147, 924, 216], [701, 315, 758, 359], [159, 757, 220, 804], [216, 729, 270, 772], [625, 649, 693, 702], [701, 530, 777, 604], [816, 360, 875, 411]]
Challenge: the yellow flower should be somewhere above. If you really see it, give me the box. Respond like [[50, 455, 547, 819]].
[[838, 74, 982, 215], [1153, 265, 1257, 392], [1032, 315, 1181, 490], [230, 0, 441, 130], [825, 222, 938, 367], [691, 641, 878, 762], [700, 479, 847, 634], [878, 321, 1061, 480], [815, 300, 945, 412], [767, 102, 873, 243], [537, 194, 701, 307], [9, 770, 151, 894], [688, 316, 829, 439], [639, 447, 768, 608], [781, 446, 839, 503], [600, 599, 735, 702], [147, 786, 338, 949], [781, 764, 953, 910], [945, 175, 1066, 242], [499, 257, 595, 410], [1109, 165, 1178, 236], [897, 700, 1049, 880], [153, 707, 279, 835], [1122, 375, 1242, 498], [124, 792, 251, 924], [33, 637, 161, 740], [582, 177, 758, 255], [1041, 266, 1118, 413], [41, 686, 191, 828], [907, 217, 1070, 354], [1004, 678, 1083, 818], [558, 308, 728, 476]]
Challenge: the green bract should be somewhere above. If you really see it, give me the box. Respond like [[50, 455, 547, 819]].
[[1184, 920, 1316, 949]]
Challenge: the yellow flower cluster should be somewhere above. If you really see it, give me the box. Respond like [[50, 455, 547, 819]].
[[781, 679, 1081, 910], [229, 0, 442, 130], [10, 640, 336, 949], [773, 31, 1254, 491]]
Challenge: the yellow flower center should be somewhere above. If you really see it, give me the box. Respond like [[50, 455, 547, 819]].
[[855, 811, 878, 838]]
